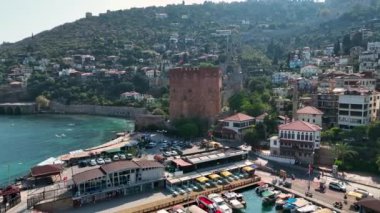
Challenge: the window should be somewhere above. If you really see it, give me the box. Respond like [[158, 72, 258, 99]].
[[297, 132, 300, 140], [273, 140, 277, 146], [313, 119, 315, 123]]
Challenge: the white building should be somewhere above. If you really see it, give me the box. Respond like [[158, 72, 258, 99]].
[[218, 113, 255, 140], [72, 160, 165, 203], [338, 89, 377, 130], [270, 121, 321, 163], [120, 91, 144, 101], [367, 42, 380, 54], [296, 106, 323, 127], [300, 65, 321, 78]]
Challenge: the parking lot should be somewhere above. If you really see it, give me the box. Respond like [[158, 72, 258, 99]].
[[138, 132, 209, 160]]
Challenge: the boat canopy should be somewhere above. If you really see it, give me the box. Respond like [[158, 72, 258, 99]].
[[314, 208, 333, 213], [242, 166, 254, 172], [293, 198, 309, 208], [261, 190, 275, 198], [286, 197, 297, 203], [196, 176, 209, 183], [297, 204, 318, 212], [220, 171, 232, 177], [208, 174, 221, 180]]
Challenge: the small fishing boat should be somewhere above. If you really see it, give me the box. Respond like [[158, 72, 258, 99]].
[[262, 190, 276, 206], [235, 193, 246, 207], [275, 198, 286, 210], [282, 197, 297, 212], [208, 194, 233, 213], [255, 182, 269, 195], [222, 192, 245, 211], [196, 195, 218, 213]]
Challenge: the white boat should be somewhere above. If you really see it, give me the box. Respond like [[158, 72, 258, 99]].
[[222, 192, 245, 210], [208, 194, 233, 213]]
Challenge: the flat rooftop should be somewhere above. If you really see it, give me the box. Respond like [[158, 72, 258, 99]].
[[183, 148, 248, 164]]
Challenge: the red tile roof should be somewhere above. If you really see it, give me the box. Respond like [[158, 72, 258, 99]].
[[172, 159, 193, 167], [72, 168, 105, 184], [222, 113, 254, 122], [296, 106, 323, 115], [30, 164, 63, 178], [133, 160, 164, 168], [279, 121, 321, 132]]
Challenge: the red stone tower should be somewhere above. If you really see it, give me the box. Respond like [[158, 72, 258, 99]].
[[169, 67, 222, 122]]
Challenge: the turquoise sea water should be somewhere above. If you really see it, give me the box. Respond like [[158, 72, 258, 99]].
[[0, 114, 134, 185], [240, 187, 277, 213]]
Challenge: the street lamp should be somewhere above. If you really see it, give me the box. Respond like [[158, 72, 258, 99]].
[[307, 151, 315, 193]]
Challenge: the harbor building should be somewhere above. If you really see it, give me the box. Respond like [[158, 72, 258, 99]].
[[270, 120, 322, 164], [71, 160, 164, 206], [169, 67, 222, 123]]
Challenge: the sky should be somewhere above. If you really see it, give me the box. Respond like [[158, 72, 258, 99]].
[[0, 0, 240, 44]]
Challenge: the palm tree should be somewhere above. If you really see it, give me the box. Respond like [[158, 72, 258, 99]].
[[332, 142, 358, 163]]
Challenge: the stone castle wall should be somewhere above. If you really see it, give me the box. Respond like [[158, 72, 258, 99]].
[[49, 101, 148, 118]]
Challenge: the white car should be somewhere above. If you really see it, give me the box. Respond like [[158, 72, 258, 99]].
[[89, 159, 97, 166], [104, 157, 112, 164], [96, 158, 105, 165], [119, 154, 126, 160], [112, 155, 120, 161]]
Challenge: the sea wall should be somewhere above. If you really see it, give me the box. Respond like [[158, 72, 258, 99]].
[[134, 115, 166, 130], [254, 151, 296, 164], [49, 101, 148, 119]]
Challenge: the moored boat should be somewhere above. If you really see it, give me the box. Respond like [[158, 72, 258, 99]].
[[235, 193, 246, 207], [208, 194, 233, 213], [262, 190, 277, 206], [222, 192, 245, 211], [255, 182, 269, 195], [196, 195, 219, 213]]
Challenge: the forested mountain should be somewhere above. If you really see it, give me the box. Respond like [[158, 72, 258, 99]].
[[0, 0, 368, 59]]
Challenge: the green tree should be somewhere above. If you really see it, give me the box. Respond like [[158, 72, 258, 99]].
[[178, 122, 199, 139], [244, 129, 260, 149], [35, 95, 50, 110], [333, 142, 358, 164], [333, 39, 340, 56], [342, 34, 351, 55], [152, 108, 166, 115], [368, 122, 380, 142], [376, 155, 380, 171]]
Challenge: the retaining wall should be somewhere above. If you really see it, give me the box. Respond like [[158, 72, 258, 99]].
[[49, 101, 148, 119]]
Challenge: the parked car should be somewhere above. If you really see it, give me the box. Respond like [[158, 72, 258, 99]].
[[104, 157, 112, 164], [89, 159, 97, 166], [329, 181, 346, 192], [163, 151, 172, 157], [78, 160, 88, 168], [354, 188, 373, 198], [96, 158, 105, 165], [146, 142, 157, 149], [126, 153, 133, 160], [119, 154, 126, 160], [112, 155, 120, 161]]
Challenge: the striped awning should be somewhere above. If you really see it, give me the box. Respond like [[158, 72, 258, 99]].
[[242, 166, 254, 172], [208, 174, 221, 180], [196, 176, 209, 183], [220, 171, 232, 177]]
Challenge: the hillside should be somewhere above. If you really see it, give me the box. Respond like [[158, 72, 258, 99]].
[[0, 1, 332, 58]]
